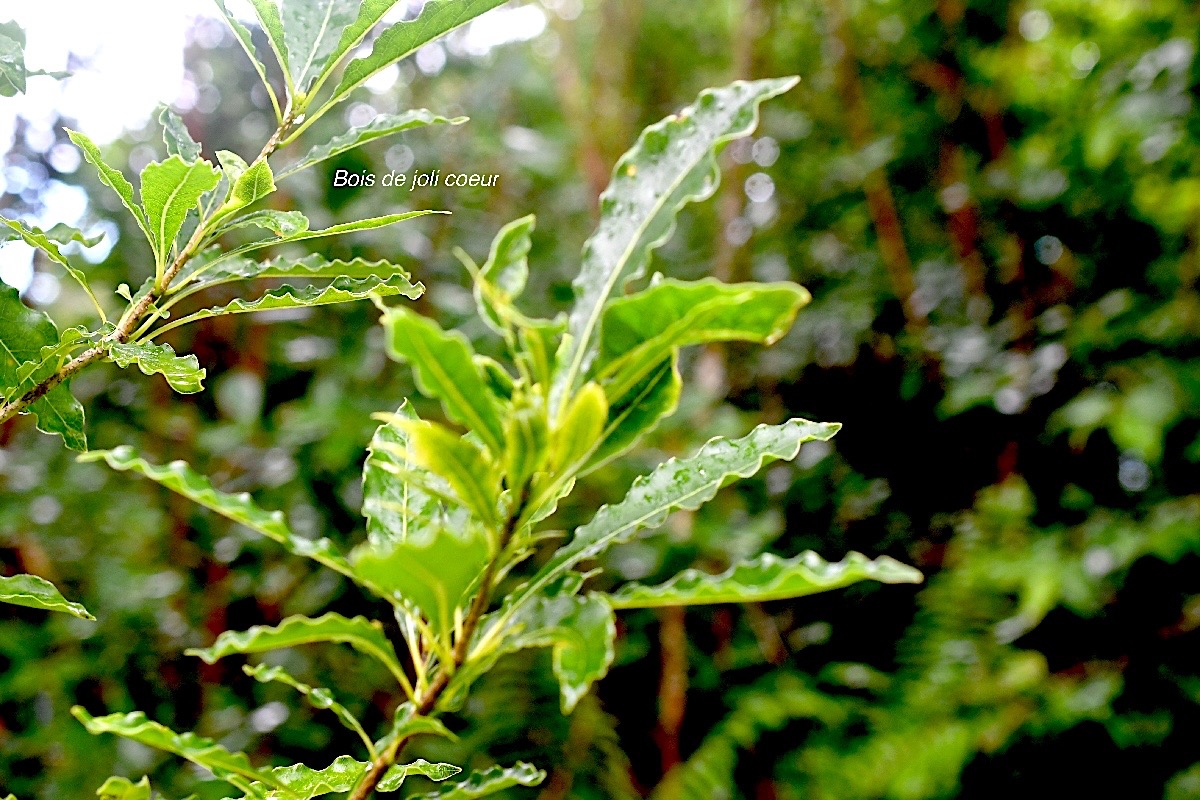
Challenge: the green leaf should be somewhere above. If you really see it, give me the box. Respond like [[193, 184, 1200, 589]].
[[378, 760, 463, 792], [213, 0, 281, 117], [396, 419, 501, 529], [381, 306, 506, 454], [72, 708, 279, 792], [594, 278, 810, 399], [551, 382, 608, 476], [508, 419, 841, 614], [503, 401, 549, 495], [327, 0, 508, 109], [186, 612, 408, 685], [0, 21, 65, 97], [153, 273, 422, 337], [0, 221, 103, 248], [217, 149, 250, 183], [0, 278, 87, 450], [474, 215, 535, 334], [315, 0, 403, 89], [215, 209, 310, 239], [248, 0, 292, 85], [240, 210, 447, 250], [66, 130, 153, 245], [108, 341, 205, 394], [283, 0, 361, 93], [407, 763, 546, 799], [378, 702, 457, 753], [1, 216, 106, 319], [182, 252, 415, 292], [361, 403, 451, 548], [554, 77, 799, 409], [351, 518, 491, 639], [79, 446, 356, 580], [279, 110, 466, 179], [227, 159, 276, 211], [96, 776, 151, 800], [263, 755, 367, 798], [0, 573, 94, 620], [585, 353, 680, 474], [159, 105, 202, 162], [139, 155, 221, 269], [243, 664, 371, 751], [608, 551, 923, 608]]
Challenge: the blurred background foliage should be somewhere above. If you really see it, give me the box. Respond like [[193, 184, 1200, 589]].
[[3, 0, 1200, 797]]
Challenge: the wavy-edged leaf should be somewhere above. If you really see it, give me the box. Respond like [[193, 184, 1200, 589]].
[[216, 209, 310, 239], [140, 155, 221, 269], [213, 0, 281, 117], [0, 573, 94, 620], [407, 763, 546, 799], [264, 755, 368, 798], [159, 105, 202, 162], [351, 519, 491, 639], [474, 215, 534, 334], [508, 419, 841, 614], [108, 341, 205, 394], [595, 278, 810, 399], [280, 109, 465, 179], [96, 776, 151, 800], [327, 0, 508, 108], [67, 130, 153, 244], [1, 216, 105, 318], [554, 77, 799, 409], [381, 306, 506, 453], [378, 760, 463, 792], [187, 612, 407, 685], [185, 253, 415, 292], [79, 446, 355, 579], [0, 221, 103, 248], [608, 551, 923, 609], [0, 278, 87, 449], [155, 273, 422, 336], [283, 0, 361, 93], [584, 353, 680, 474], [378, 702, 457, 753], [242, 664, 371, 750], [72, 708, 278, 792]]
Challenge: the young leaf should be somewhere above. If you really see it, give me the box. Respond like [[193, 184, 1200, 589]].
[[584, 354, 681, 474], [80, 446, 356, 580], [554, 77, 799, 409], [243, 664, 373, 753], [406, 762, 546, 799], [397, 419, 501, 528], [108, 341, 205, 394], [95, 776, 151, 800], [381, 306, 506, 453], [1, 216, 106, 319], [508, 419, 841, 614], [72, 708, 279, 791], [212, 0, 282, 118], [263, 755, 369, 798], [351, 520, 491, 639], [152, 273, 422, 337], [217, 149, 250, 183], [552, 382, 607, 476], [0, 573, 94, 620], [326, 0, 508, 109], [158, 105, 202, 162], [1, 278, 88, 450], [608, 551, 923, 608], [215, 209, 310, 239], [279, 109, 466, 179], [226, 159, 276, 211], [139, 155, 221, 269], [361, 403, 451, 548], [503, 401, 549, 495], [66, 130, 153, 244], [186, 612, 408, 685], [378, 760, 463, 791], [474, 215, 535, 334], [283, 0, 361, 93]]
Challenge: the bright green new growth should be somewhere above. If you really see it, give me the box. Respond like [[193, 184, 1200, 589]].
[[74, 63, 922, 799]]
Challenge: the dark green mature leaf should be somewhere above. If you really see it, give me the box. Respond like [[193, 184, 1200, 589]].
[[508, 419, 841, 613], [279, 110, 466, 178], [328, 0, 508, 108], [187, 612, 408, 685], [381, 306, 506, 453], [67, 130, 153, 244], [158, 106, 202, 162], [108, 341, 205, 394], [473, 215, 535, 333], [554, 77, 798, 409], [1, 216, 105, 318], [0, 573, 94, 620], [594, 278, 810, 398], [95, 776, 151, 800], [584, 354, 680, 474], [243, 664, 370, 749], [608, 551, 923, 608], [0, 278, 87, 450], [352, 519, 491, 639], [72, 709, 278, 793], [213, 0, 281, 116], [407, 763, 546, 799], [377, 760, 463, 791], [283, 0, 361, 93], [140, 155, 221, 269], [80, 446, 356, 580], [154, 273, 422, 336]]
